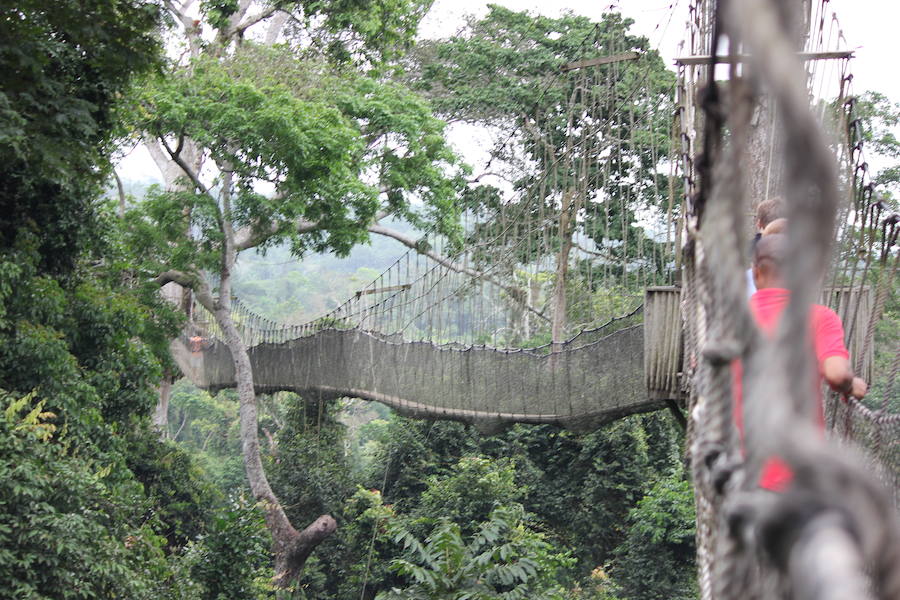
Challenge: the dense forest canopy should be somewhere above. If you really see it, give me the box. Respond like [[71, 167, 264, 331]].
[[1, 0, 897, 599]]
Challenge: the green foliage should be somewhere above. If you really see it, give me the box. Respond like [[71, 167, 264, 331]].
[[855, 91, 900, 196], [124, 428, 222, 549], [378, 504, 573, 600], [126, 44, 465, 278], [305, 0, 434, 67], [611, 468, 697, 600], [0, 6, 264, 598], [478, 415, 681, 572], [187, 497, 274, 600], [360, 411, 685, 591], [412, 457, 523, 536], [200, 0, 239, 30], [0, 241, 178, 443], [365, 418, 480, 510], [412, 7, 676, 288], [270, 397, 356, 524], [0, 392, 173, 600], [166, 381, 248, 491], [0, 0, 162, 276]]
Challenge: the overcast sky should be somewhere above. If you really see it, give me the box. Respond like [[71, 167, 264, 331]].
[[118, 0, 898, 181]]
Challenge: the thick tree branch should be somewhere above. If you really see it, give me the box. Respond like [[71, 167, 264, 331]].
[[234, 6, 279, 38], [154, 270, 217, 312], [143, 134, 174, 177], [573, 241, 615, 261], [263, 11, 289, 44], [113, 170, 126, 218], [467, 171, 514, 185], [233, 218, 320, 252]]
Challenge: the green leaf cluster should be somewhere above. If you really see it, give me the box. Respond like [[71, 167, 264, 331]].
[[126, 43, 465, 274], [610, 468, 697, 600], [379, 503, 572, 600], [0, 0, 162, 275], [0, 392, 171, 600]]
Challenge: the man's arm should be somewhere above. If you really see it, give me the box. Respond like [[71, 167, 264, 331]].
[[815, 307, 867, 399], [822, 355, 867, 399]]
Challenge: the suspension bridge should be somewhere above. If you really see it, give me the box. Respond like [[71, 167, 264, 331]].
[[169, 1, 899, 596]]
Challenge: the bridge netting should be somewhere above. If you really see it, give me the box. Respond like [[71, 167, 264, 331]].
[[178, 29, 685, 429]]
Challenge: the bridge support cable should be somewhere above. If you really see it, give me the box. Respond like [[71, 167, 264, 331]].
[[679, 1, 900, 599]]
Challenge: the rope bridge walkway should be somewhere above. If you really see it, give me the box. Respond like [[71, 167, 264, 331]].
[[169, 1, 900, 593], [173, 30, 690, 431], [173, 312, 656, 433]]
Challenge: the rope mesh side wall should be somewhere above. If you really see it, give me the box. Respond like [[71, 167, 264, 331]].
[[679, 1, 900, 598]]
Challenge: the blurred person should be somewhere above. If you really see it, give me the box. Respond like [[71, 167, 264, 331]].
[[733, 234, 867, 491]]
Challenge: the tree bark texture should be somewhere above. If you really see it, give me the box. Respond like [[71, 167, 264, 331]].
[[213, 247, 336, 587], [551, 188, 577, 351], [153, 376, 171, 435]]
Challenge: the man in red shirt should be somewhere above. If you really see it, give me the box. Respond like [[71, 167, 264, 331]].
[[733, 234, 867, 490]]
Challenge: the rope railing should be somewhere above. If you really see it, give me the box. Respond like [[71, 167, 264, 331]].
[[680, 1, 900, 599]]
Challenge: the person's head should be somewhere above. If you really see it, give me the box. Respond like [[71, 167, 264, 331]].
[[755, 197, 784, 232], [762, 217, 787, 236], [752, 233, 786, 289]]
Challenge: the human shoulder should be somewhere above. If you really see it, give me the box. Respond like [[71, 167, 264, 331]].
[[811, 303, 841, 325], [811, 303, 849, 360]]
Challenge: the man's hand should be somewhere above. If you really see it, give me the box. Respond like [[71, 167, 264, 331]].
[[849, 376, 867, 399]]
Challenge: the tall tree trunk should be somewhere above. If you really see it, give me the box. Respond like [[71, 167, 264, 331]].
[[214, 238, 335, 587], [551, 188, 576, 351], [153, 376, 172, 436], [150, 137, 204, 433]]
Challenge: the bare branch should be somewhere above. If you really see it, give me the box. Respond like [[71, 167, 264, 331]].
[[467, 171, 515, 185], [573, 241, 615, 261], [160, 136, 216, 200], [367, 223, 549, 322], [163, 0, 188, 24], [234, 6, 279, 38]]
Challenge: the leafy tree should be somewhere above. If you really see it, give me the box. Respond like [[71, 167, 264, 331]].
[[611, 468, 697, 600], [270, 397, 356, 529], [124, 427, 222, 549], [411, 456, 523, 536], [481, 416, 679, 572], [364, 412, 684, 585], [0, 0, 162, 276], [0, 392, 172, 600], [187, 497, 275, 600], [378, 504, 573, 600], [364, 418, 480, 511], [0, 4, 266, 598], [411, 7, 676, 341], [854, 91, 900, 197], [126, 0, 471, 579]]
